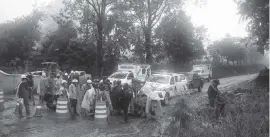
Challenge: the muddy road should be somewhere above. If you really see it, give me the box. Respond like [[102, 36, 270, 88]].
[[0, 74, 257, 137]]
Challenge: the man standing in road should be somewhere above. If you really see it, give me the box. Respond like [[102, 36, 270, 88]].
[[16, 75, 32, 119], [119, 83, 132, 123], [69, 79, 79, 116], [111, 80, 123, 115], [39, 72, 48, 105], [207, 79, 220, 108]]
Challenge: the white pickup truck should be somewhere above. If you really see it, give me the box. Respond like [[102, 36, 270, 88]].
[[191, 64, 212, 82], [107, 64, 151, 85]]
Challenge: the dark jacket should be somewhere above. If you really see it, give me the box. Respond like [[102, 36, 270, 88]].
[[207, 84, 218, 99], [18, 81, 30, 100], [112, 85, 122, 97]]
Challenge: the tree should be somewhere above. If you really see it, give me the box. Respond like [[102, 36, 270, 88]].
[[155, 10, 205, 65], [208, 36, 247, 65], [0, 10, 44, 67], [127, 0, 183, 64], [235, 0, 269, 54]]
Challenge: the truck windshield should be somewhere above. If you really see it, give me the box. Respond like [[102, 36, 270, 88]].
[[110, 73, 128, 79], [146, 75, 170, 84]]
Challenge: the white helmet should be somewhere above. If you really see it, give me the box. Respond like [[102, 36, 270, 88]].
[[21, 74, 27, 79], [56, 73, 60, 77], [61, 80, 67, 84], [72, 79, 78, 83], [42, 72, 46, 77], [87, 80, 92, 84], [65, 73, 68, 76]]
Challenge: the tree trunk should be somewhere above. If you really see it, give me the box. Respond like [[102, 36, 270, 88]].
[[96, 22, 103, 78], [144, 31, 152, 64]]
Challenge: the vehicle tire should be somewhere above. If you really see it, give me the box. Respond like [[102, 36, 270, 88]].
[[162, 93, 170, 106], [198, 86, 202, 92]]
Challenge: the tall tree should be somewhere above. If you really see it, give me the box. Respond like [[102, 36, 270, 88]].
[[155, 10, 205, 65], [235, 0, 269, 54], [0, 10, 44, 66], [127, 0, 183, 64]]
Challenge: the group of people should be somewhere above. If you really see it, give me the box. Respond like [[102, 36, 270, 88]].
[[37, 72, 134, 123]]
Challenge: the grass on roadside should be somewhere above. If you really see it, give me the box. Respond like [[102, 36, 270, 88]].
[[163, 83, 269, 137]]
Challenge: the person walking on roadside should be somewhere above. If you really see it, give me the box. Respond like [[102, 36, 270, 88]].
[[119, 83, 132, 123], [39, 72, 48, 105], [99, 77, 113, 112], [207, 79, 220, 108], [207, 79, 227, 120], [111, 80, 123, 115], [16, 75, 32, 119], [81, 80, 96, 116], [69, 79, 79, 116]]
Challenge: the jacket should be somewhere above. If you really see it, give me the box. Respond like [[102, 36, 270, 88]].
[[39, 77, 48, 96], [68, 84, 79, 99], [17, 81, 29, 99], [81, 87, 96, 111], [207, 84, 218, 99]]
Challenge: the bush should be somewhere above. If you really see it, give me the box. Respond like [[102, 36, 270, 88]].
[[164, 87, 269, 137]]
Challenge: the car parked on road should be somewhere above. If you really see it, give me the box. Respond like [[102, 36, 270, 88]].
[[184, 72, 204, 92], [138, 72, 188, 105]]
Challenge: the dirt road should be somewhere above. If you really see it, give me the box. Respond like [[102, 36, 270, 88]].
[[0, 74, 258, 137]]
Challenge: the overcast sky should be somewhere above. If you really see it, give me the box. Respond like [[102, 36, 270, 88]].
[[0, 0, 248, 42]]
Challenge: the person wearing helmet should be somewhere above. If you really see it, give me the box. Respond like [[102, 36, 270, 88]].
[[111, 80, 123, 115], [59, 80, 68, 98], [55, 73, 63, 96], [16, 75, 32, 119], [81, 80, 95, 116], [207, 79, 221, 108], [26, 74, 35, 105], [69, 79, 80, 116], [39, 72, 48, 105], [119, 83, 133, 123]]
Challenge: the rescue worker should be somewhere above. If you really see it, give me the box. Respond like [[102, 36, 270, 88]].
[[16, 75, 32, 119], [99, 77, 113, 111], [55, 73, 63, 100], [59, 80, 68, 98], [207, 79, 220, 108], [26, 74, 35, 105], [119, 83, 132, 123], [81, 80, 96, 116], [81, 79, 92, 101], [69, 79, 80, 116], [111, 80, 123, 114], [207, 79, 227, 120], [39, 72, 48, 105]]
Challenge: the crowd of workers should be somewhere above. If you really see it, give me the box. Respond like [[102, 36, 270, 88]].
[[15, 69, 226, 122], [16, 71, 136, 123]]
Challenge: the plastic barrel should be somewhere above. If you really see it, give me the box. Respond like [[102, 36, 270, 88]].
[[0, 89, 4, 112], [94, 101, 107, 125], [56, 96, 69, 120]]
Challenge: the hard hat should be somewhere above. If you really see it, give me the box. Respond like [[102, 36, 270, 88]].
[[87, 80, 92, 83], [72, 79, 78, 83], [65, 73, 68, 76], [61, 80, 67, 84], [71, 70, 74, 73], [42, 72, 46, 77], [21, 74, 27, 79], [56, 73, 60, 76]]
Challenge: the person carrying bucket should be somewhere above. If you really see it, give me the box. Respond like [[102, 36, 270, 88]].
[[16, 75, 32, 119], [81, 80, 96, 116]]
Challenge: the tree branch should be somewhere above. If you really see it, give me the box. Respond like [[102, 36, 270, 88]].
[[86, 0, 100, 15]]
